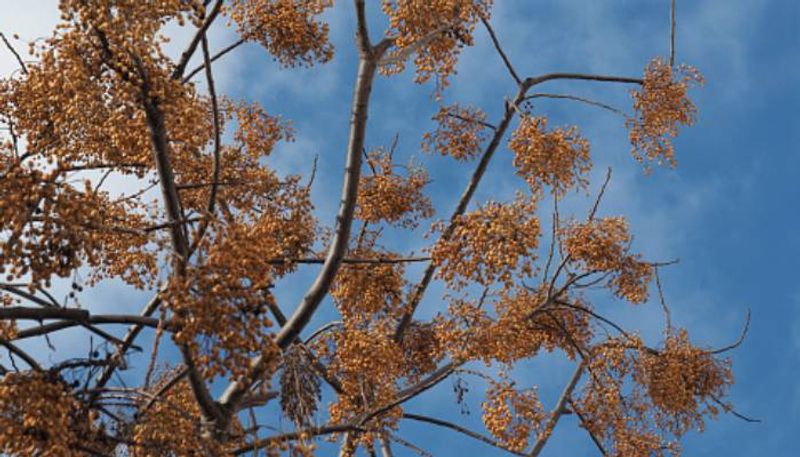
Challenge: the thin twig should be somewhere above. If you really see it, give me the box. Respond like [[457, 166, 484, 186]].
[[589, 167, 613, 221], [711, 308, 751, 354], [403, 413, 526, 456], [0, 32, 28, 74], [654, 266, 672, 332], [182, 38, 246, 83], [526, 93, 626, 117], [479, 15, 522, 86], [569, 398, 608, 456], [528, 361, 585, 457], [1, 339, 42, 370]]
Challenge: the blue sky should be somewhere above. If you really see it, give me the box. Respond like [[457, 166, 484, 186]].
[[1, 1, 798, 456]]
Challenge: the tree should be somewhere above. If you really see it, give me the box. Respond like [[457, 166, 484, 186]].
[[0, 1, 750, 456]]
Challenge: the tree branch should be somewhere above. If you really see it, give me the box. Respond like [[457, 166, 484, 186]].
[[479, 15, 521, 86], [528, 361, 585, 457], [395, 82, 533, 342], [171, 0, 224, 80], [524, 73, 643, 87], [403, 413, 526, 456], [218, 8, 390, 413]]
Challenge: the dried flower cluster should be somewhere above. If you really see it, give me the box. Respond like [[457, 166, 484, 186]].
[[228, 0, 334, 67], [132, 373, 240, 456], [422, 104, 491, 161], [435, 288, 591, 365], [509, 115, 592, 196], [430, 196, 540, 288], [563, 217, 654, 303], [381, 0, 493, 91], [627, 58, 704, 168], [0, 372, 94, 456], [355, 148, 433, 228], [575, 332, 732, 457], [482, 379, 545, 452]]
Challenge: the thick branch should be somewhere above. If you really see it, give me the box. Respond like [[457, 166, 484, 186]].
[[171, 0, 224, 80], [218, 30, 386, 415]]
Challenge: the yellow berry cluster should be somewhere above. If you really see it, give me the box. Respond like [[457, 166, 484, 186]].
[[381, 0, 493, 92], [562, 217, 654, 303], [228, 0, 334, 67], [422, 104, 491, 161], [627, 58, 703, 168], [430, 196, 540, 289], [509, 115, 592, 197], [355, 148, 434, 228]]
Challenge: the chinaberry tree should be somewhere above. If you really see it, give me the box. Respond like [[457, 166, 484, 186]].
[[0, 1, 750, 456]]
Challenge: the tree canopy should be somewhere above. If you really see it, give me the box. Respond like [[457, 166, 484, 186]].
[[0, 1, 748, 456]]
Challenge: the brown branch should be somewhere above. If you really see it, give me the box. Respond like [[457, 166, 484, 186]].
[[141, 53, 220, 423], [479, 15, 522, 86], [218, 12, 391, 413], [525, 93, 626, 117], [524, 73, 643, 87], [395, 82, 533, 342], [589, 167, 613, 221], [233, 424, 361, 455], [386, 434, 434, 457], [358, 362, 458, 425], [186, 32, 223, 257], [670, 0, 677, 67], [403, 413, 526, 456], [182, 38, 246, 83], [171, 0, 224, 80], [92, 292, 162, 395], [138, 366, 189, 416], [1, 306, 90, 321], [528, 361, 586, 457], [569, 398, 608, 456], [1, 338, 42, 371], [444, 112, 498, 130], [0, 32, 28, 74], [354, 0, 372, 55], [654, 266, 673, 332], [711, 308, 751, 354], [709, 394, 761, 423], [266, 256, 431, 266], [379, 434, 394, 457]]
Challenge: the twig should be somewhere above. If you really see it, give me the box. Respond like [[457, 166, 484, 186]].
[[524, 73, 643, 88], [528, 361, 585, 457], [403, 413, 526, 456], [711, 308, 751, 354], [709, 394, 761, 423], [182, 38, 246, 83], [525, 93, 626, 117], [0, 32, 28, 74], [479, 15, 522, 86], [589, 168, 613, 221], [387, 434, 434, 457], [569, 399, 608, 456], [1, 339, 42, 370], [654, 266, 672, 332]]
